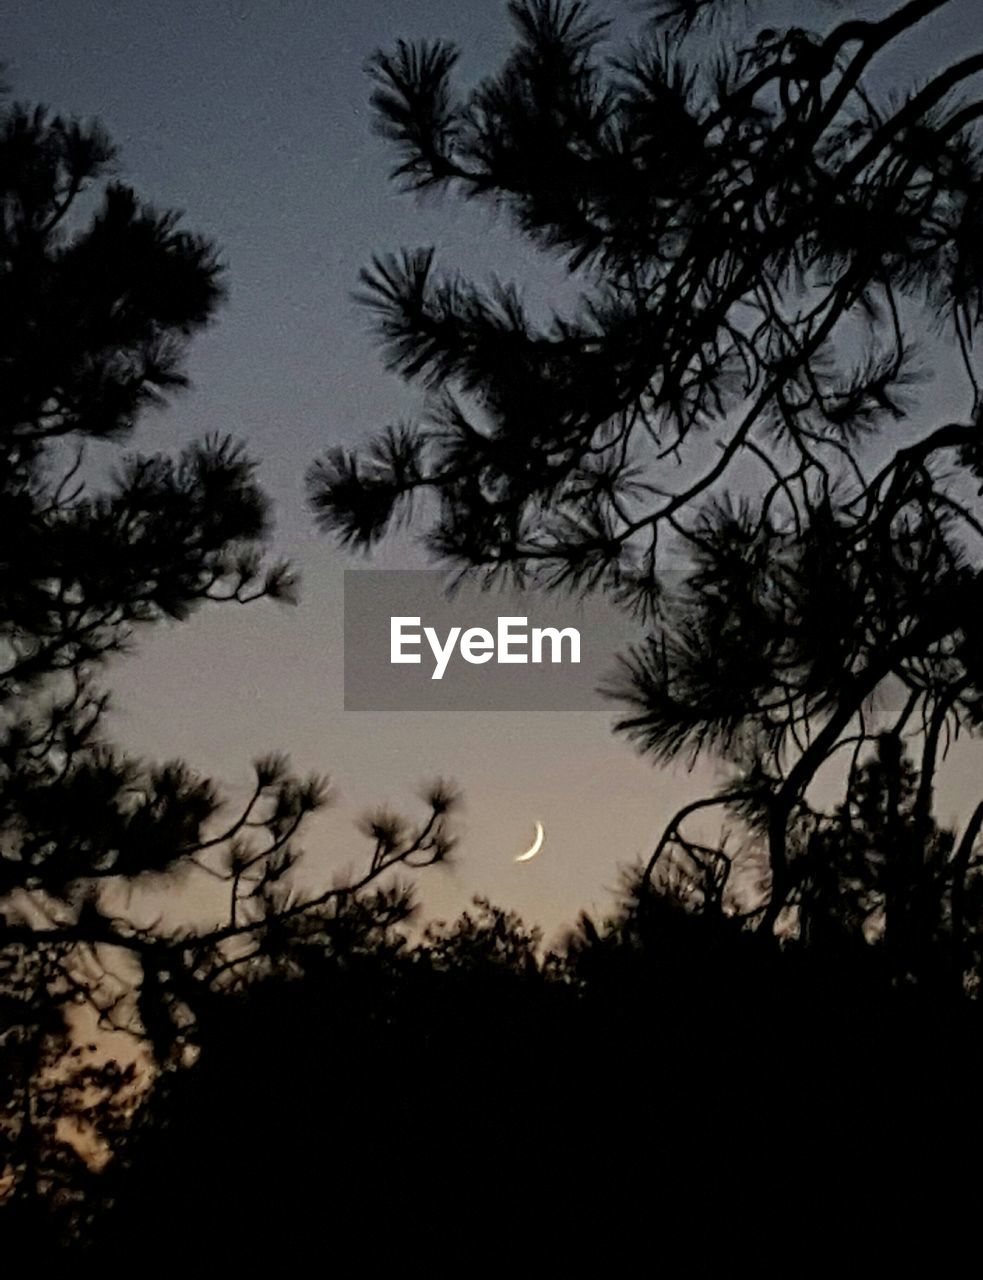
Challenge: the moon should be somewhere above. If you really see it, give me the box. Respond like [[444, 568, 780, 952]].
[[515, 821, 545, 863]]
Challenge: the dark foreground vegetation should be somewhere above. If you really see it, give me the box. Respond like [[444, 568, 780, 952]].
[[8, 879, 983, 1263], [10, 880, 983, 1262]]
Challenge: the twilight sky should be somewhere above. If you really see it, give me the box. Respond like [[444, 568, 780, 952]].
[[6, 0, 983, 941]]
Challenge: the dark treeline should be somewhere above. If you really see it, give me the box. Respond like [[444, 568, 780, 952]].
[[5, 0, 983, 1262], [62, 881, 983, 1262]]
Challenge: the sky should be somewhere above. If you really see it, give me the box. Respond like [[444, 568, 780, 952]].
[[5, 0, 983, 943]]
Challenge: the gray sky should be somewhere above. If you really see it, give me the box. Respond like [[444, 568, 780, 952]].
[[6, 0, 983, 942]]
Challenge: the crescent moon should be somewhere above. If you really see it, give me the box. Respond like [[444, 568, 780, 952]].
[[515, 821, 545, 863]]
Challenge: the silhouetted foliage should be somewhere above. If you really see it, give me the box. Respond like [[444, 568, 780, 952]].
[[77, 879, 983, 1264], [309, 0, 983, 968], [11, 0, 983, 1257], [0, 94, 459, 1245]]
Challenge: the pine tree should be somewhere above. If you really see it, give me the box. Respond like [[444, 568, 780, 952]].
[[0, 96, 457, 1232], [309, 0, 983, 956]]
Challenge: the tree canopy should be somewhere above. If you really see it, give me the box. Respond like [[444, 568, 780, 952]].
[[0, 95, 458, 1236], [6, 2, 983, 1255], [309, 0, 983, 964]]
